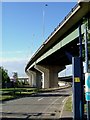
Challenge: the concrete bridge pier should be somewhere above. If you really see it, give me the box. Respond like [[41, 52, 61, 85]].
[[28, 76, 32, 86], [49, 66, 60, 88], [27, 70, 36, 87], [34, 65, 64, 88], [26, 71, 33, 86], [34, 65, 49, 88], [35, 70, 42, 88], [27, 70, 42, 88]]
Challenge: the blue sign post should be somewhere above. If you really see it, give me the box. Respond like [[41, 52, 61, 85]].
[[72, 57, 84, 120]]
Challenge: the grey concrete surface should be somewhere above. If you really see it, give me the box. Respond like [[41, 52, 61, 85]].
[[1, 87, 72, 120]]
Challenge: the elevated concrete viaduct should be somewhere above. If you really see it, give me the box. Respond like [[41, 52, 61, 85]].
[[25, 2, 90, 88]]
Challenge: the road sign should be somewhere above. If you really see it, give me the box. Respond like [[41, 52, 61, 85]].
[[85, 73, 90, 101]]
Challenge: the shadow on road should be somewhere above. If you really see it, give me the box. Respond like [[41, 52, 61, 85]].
[[1, 117, 73, 120], [1, 117, 87, 120], [2, 91, 70, 103], [31, 93, 70, 97], [1, 111, 73, 120], [2, 93, 70, 104], [1, 112, 87, 120]]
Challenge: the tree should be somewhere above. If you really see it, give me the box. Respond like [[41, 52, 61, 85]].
[[12, 72, 18, 87], [0, 66, 10, 88]]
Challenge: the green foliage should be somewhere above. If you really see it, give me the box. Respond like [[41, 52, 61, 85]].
[[0, 66, 10, 88], [0, 87, 37, 101], [65, 96, 72, 111], [12, 72, 19, 87], [82, 17, 90, 60]]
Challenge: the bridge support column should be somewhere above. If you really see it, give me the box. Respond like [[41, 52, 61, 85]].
[[26, 71, 32, 86], [34, 65, 49, 88], [34, 65, 64, 88], [27, 70, 42, 88], [28, 70, 36, 87], [36, 71, 42, 88], [28, 75, 32, 86], [49, 66, 59, 88]]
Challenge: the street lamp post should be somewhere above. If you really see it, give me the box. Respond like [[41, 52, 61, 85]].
[[42, 4, 48, 42]]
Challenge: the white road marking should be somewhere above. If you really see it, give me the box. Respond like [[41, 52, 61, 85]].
[[62, 98, 66, 103], [38, 98, 43, 101], [60, 96, 71, 118], [43, 96, 62, 113]]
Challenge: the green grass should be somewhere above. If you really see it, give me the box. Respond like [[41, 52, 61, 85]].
[[0, 87, 57, 101], [84, 103, 87, 112], [0, 95, 15, 101], [15, 91, 35, 95], [65, 96, 87, 112], [1, 87, 36, 91], [0, 87, 37, 101], [65, 96, 72, 111], [0, 91, 36, 101]]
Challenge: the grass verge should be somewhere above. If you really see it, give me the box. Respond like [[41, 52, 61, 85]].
[[64, 96, 72, 111], [0, 95, 15, 101], [64, 96, 87, 112], [0, 87, 37, 101], [0, 86, 70, 101]]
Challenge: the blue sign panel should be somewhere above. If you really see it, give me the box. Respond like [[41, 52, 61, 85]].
[[85, 73, 90, 101], [86, 76, 90, 88], [86, 92, 90, 101]]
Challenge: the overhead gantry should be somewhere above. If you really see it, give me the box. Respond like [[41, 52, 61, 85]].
[[25, 2, 90, 89]]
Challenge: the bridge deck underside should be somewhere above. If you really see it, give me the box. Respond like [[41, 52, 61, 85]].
[[38, 38, 79, 66]]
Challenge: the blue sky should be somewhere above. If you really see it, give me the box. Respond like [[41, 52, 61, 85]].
[[1, 2, 77, 77]]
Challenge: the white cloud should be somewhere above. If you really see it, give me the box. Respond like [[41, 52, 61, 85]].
[[0, 49, 33, 77], [0, 57, 29, 62], [0, 55, 32, 77], [0, 50, 33, 62], [0, 58, 28, 77], [0, 50, 25, 55]]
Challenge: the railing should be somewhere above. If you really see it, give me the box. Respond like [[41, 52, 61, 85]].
[[44, 4, 79, 44]]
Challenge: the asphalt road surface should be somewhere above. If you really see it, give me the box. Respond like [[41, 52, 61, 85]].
[[1, 87, 72, 120]]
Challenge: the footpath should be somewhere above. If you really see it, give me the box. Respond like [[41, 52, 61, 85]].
[[61, 110, 87, 120], [60, 96, 87, 120]]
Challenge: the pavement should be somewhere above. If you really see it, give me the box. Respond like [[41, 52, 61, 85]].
[[60, 101, 87, 120], [61, 110, 87, 120]]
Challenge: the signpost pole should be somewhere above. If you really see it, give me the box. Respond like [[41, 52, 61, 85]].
[[72, 57, 83, 120], [79, 23, 84, 119], [72, 23, 84, 120]]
